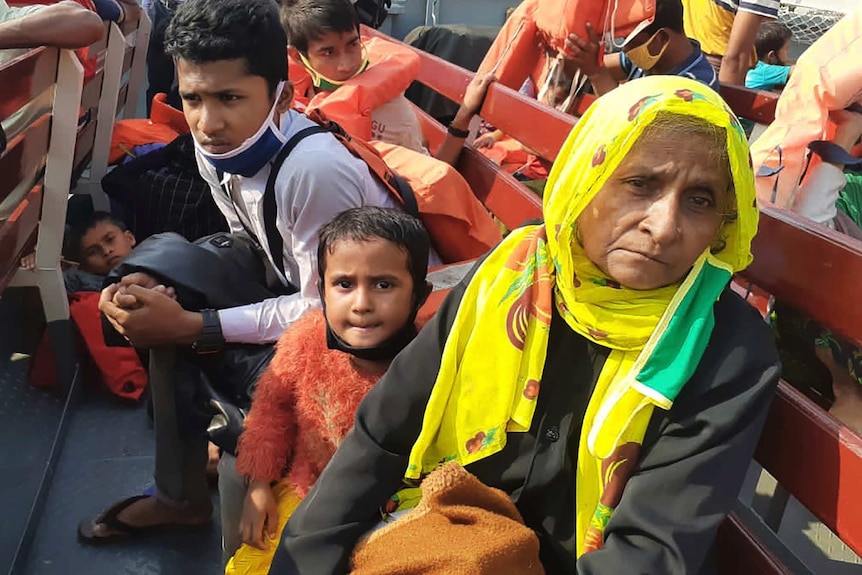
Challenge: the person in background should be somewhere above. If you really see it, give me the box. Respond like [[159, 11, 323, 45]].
[[682, 0, 779, 85], [20, 211, 137, 293], [0, 0, 103, 51], [144, 0, 183, 112], [282, 0, 494, 167], [565, 0, 718, 97], [745, 21, 794, 91]]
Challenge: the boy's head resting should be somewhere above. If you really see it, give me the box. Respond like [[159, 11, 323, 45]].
[[282, 0, 366, 86], [621, 0, 684, 71], [317, 207, 433, 363], [68, 212, 136, 276], [165, 0, 294, 159], [755, 21, 792, 65]]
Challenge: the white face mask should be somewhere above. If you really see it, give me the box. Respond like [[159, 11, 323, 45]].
[[193, 81, 289, 177]]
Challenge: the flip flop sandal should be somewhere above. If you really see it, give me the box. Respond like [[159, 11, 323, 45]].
[[77, 495, 209, 545]]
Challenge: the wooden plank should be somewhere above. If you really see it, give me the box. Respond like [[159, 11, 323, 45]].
[[414, 104, 543, 229], [80, 68, 104, 111], [720, 85, 778, 125], [72, 119, 97, 178], [457, 147, 542, 229], [0, 186, 43, 292], [0, 115, 50, 206], [0, 47, 58, 123], [480, 85, 575, 163], [122, 44, 134, 74], [754, 382, 862, 558], [714, 512, 793, 575], [742, 207, 862, 346], [115, 82, 130, 115]]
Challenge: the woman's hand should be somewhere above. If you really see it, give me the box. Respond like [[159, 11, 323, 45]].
[[19, 252, 36, 271], [239, 480, 279, 550]]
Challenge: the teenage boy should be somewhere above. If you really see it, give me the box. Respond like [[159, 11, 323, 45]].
[[565, 0, 718, 97], [220, 207, 432, 569], [79, 0, 408, 544], [745, 21, 794, 91], [283, 0, 495, 166]]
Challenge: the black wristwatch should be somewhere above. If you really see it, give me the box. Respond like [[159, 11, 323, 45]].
[[447, 123, 470, 139], [192, 309, 225, 354]]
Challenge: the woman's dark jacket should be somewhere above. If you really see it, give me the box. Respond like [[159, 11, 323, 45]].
[[269, 265, 781, 575]]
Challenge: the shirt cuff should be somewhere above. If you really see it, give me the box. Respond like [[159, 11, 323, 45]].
[[218, 306, 266, 344]]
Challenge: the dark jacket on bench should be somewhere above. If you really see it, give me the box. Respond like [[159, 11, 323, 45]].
[[269, 266, 781, 575]]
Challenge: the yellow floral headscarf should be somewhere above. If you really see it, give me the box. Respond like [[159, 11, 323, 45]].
[[403, 76, 758, 556]]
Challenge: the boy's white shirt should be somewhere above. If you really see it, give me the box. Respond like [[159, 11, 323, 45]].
[[196, 109, 401, 344], [371, 94, 429, 155], [794, 162, 846, 228]]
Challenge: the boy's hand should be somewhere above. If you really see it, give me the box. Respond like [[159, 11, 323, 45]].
[[240, 480, 279, 550], [473, 129, 502, 149], [99, 284, 199, 348], [564, 24, 602, 77], [20, 252, 36, 270], [461, 72, 496, 117]]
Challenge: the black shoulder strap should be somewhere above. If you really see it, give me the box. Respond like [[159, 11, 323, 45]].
[[263, 125, 330, 279]]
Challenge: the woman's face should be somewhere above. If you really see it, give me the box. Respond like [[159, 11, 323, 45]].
[[577, 128, 732, 291]]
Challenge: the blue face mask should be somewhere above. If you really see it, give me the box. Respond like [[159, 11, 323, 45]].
[[194, 81, 288, 178]]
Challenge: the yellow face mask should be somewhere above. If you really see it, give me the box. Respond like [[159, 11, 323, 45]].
[[624, 29, 669, 71], [298, 49, 370, 91]]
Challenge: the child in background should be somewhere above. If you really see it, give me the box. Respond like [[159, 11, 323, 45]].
[[220, 207, 432, 572], [746, 21, 794, 91], [20, 211, 136, 293]]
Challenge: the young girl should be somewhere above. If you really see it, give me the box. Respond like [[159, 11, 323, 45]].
[[221, 207, 432, 572]]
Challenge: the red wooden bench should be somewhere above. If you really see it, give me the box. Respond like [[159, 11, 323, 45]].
[[1, 47, 84, 389], [370, 27, 862, 573]]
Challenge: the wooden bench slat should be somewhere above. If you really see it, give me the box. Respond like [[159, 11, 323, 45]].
[[0, 115, 50, 207], [755, 381, 862, 558], [715, 512, 793, 575], [115, 82, 130, 116], [413, 104, 543, 229], [742, 207, 862, 346], [81, 69, 105, 111], [0, 186, 42, 292], [0, 48, 58, 123], [720, 85, 778, 125], [122, 45, 134, 74], [457, 146, 543, 229], [73, 119, 97, 180]]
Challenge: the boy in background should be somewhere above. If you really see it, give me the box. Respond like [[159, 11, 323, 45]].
[[20, 211, 136, 293], [746, 21, 794, 91]]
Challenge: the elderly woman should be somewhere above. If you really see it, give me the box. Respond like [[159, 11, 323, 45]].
[[270, 76, 780, 575]]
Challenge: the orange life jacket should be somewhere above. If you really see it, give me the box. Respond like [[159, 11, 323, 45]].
[[108, 93, 189, 165], [290, 35, 421, 141], [30, 292, 147, 401], [751, 11, 862, 211], [477, 0, 655, 93], [298, 110, 502, 263]]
